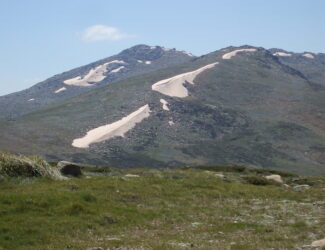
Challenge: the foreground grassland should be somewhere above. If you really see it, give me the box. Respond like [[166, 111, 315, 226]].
[[0, 161, 324, 249]]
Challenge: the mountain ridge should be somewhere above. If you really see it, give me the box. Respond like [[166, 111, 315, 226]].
[[0, 44, 194, 119]]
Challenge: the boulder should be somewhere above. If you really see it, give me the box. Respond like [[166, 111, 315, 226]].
[[215, 173, 225, 179], [265, 174, 283, 184], [57, 161, 82, 177], [293, 184, 310, 192], [311, 239, 325, 247]]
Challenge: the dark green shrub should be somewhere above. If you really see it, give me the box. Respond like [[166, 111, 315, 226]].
[[191, 165, 246, 173], [81, 193, 97, 202], [249, 168, 296, 177], [243, 176, 273, 186]]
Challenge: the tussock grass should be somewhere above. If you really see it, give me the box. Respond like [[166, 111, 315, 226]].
[[0, 152, 63, 179]]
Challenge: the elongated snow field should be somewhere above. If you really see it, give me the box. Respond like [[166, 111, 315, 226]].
[[273, 52, 292, 57], [302, 53, 315, 59], [222, 48, 257, 59], [54, 87, 67, 94], [64, 60, 125, 87], [152, 62, 219, 98], [72, 104, 151, 148], [110, 66, 125, 73]]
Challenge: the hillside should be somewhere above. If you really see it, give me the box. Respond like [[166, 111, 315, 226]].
[[0, 46, 324, 175], [0, 45, 193, 118], [0, 153, 324, 249]]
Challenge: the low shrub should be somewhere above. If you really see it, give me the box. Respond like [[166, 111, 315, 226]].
[[191, 165, 246, 173], [249, 168, 297, 177], [243, 176, 273, 186]]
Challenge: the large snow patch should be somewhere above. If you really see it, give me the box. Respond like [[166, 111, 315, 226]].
[[64, 60, 125, 87], [72, 104, 151, 148], [152, 62, 218, 98]]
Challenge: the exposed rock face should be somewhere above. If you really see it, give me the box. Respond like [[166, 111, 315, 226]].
[[265, 175, 283, 184], [57, 161, 82, 177]]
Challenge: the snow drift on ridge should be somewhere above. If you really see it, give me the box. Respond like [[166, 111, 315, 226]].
[[302, 53, 315, 59], [273, 52, 292, 57], [222, 48, 257, 59]]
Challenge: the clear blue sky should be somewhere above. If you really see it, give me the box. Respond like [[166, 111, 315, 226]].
[[0, 0, 324, 96]]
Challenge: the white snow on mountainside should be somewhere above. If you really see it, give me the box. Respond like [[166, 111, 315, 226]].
[[222, 48, 257, 59], [64, 60, 125, 87], [54, 87, 67, 94], [72, 104, 151, 148], [160, 99, 170, 111], [152, 62, 218, 98], [272, 52, 292, 57]]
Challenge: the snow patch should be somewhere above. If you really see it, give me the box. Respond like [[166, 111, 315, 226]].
[[64, 60, 125, 87], [72, 104, 151, 148], [110, 66, 125, 73], [137, 60, 151, 65], [302, 53, 315, 59], [222, 48, 257, 59], [150, 46, 156, 49], [168, 121, 175, 126], [152, 62, 219, 98], [54, 87, 67, 94], [162, 47, 171, 52], [28, 98, 35, 102], [160, 99, 170, 111], [273, 52, 292, 57]]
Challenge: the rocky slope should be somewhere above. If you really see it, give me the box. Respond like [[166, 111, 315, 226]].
[[0, 45, 324, 175], [0, 45, 193, 118]]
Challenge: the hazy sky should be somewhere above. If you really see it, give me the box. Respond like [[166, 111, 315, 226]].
[[0, 0, 324, 96]]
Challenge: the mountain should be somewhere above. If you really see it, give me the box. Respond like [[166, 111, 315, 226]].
[[0, 45, 194, 118], [0, 45, 324, 175]]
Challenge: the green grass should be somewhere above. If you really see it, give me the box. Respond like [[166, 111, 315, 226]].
[[0, 163, 324, 249]]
